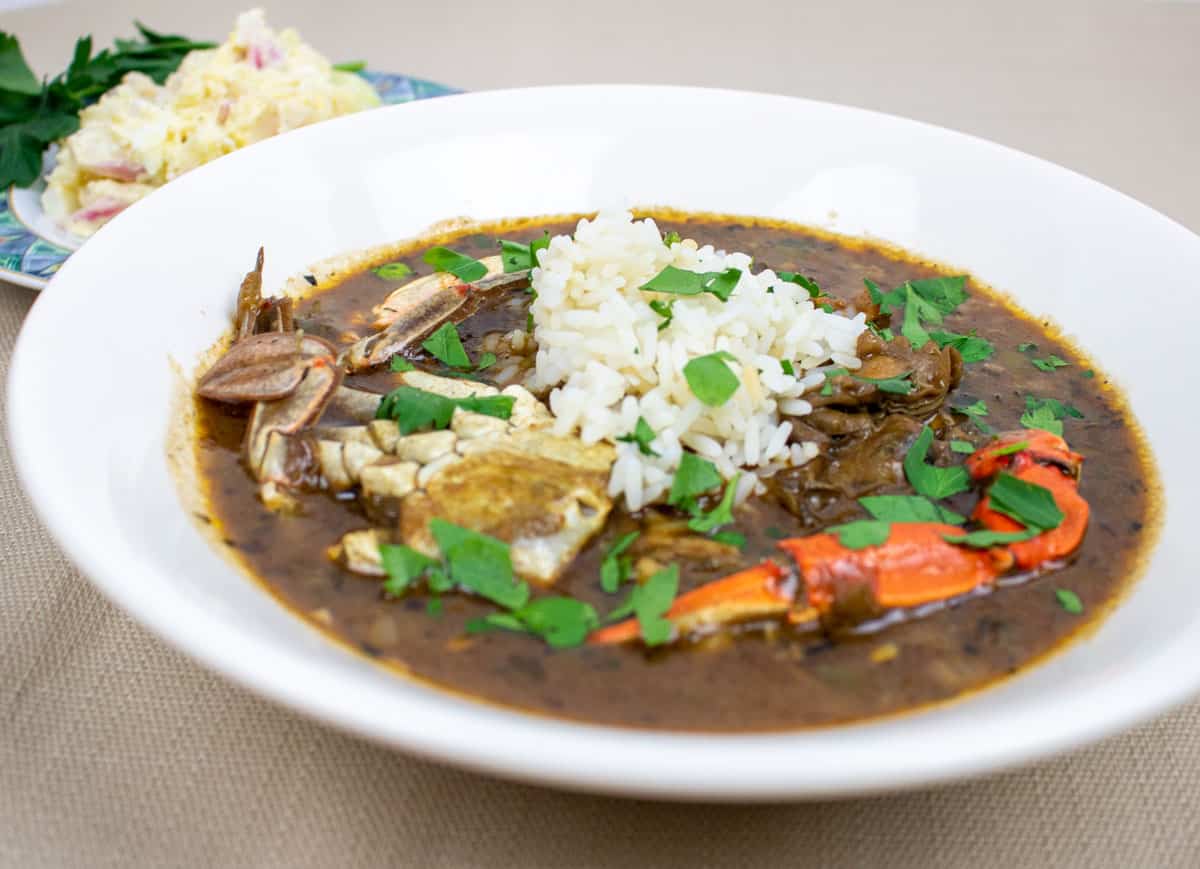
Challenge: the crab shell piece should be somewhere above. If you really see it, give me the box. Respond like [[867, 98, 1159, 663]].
[[197, 332, 312, 403], [973, 462, 1090, 570], [244, 349, 342, 475], [778, 523, 1013, 616], [588, 560, 794, 645], [966, 429, 1084, 481]]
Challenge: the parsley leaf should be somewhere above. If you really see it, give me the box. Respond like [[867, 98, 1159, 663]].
[[389, 356, 415, 372], [668, 453, 722, 511], [943, 528, 1040, 548], [499, 233, 550, 272], [859, 494, 965, 525], [0, 33, 40, 94], [711, 530, 746, 548], [376, 385, 514, 434], [870, 276, 969, 350], [475, 352, 497, 371], [688, 473, 740, 534], [0, 27, 215, 189], [777, 270, 823, 298], [616, 417, 659, 457], [780, 359, 796, 377], [950, 439, 976, 454], [825, 520, 892, 549], [648, 298, 675, 330], [1055, 589, 1084, 615], [1083, 369, 1095, 379], [332, 60, 366, 72], [953, 399, 994, 434], [1018, 342, 1037, 353], [421, 322, 472, 368], [987, 471, 1065, 531], [930, 330, 995, 362], [1032, 354, 1070, 372], [819, 366, 849, 396], [379, 544, 439, 597], [634, 564, 679, 646], [600, 531, 640, 593], [683, 351, 741, 406], [468, 597, 598, 648], [423, 247, 488, 282], [1021, 396, 1083, 436], [904, 426, 971, 499], [373, 261, 414, 280], [429, 519, 529, 610], [662, 230, 681, 246], [855, 371, 914, 395], [641, 265, 742, 302]]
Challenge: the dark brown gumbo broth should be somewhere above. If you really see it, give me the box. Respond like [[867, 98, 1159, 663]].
[[194, 213, 1157, 731]]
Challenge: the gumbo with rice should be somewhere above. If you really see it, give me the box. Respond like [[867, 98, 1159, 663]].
[[192, 210, 1158, 730]]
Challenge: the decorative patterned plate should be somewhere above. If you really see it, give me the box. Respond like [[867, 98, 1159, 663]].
[[0, 70, 456, 290]]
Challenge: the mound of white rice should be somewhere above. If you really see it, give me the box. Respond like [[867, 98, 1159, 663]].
[[528, 210, 867, 510]]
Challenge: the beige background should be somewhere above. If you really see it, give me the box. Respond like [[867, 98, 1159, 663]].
[[2, 1, 1199, 866]]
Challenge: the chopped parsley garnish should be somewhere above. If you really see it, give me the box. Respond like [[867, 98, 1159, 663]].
[[469, 597, 599, 648], [1021, 396, 1083, 437], [430, 519, 528, 610], [777, 270, 823, 298], [499, 233, 550, 272], [683, 351, 741, 406], [475, 352, 497, 371], [641, 265, 741, 302], [904, 426, 971, 499], [376, 385, 514, 434], [953, 399, 994, 434], [668, 452, 722, 512], [943, 528, 1040, 548], [987, 471, 1065, 531], [943, 471, 1065, 549], [600, 531, 640, 593], [688, 473, 741, 534], [825, 520, 892, 550], [989, 439, 1030, 457], [332, 60, 367, 72], [389, 356, 415, 372], [930, 329, 995, 362], [868, 275, 969, 349], [649, 298, 676, 330], [630, 564, 680, 646], [1032, 354, 1070, 372], [380, 544, 439, 597], [867, 322, 896, 342], [711, 530, 747, 548], [616, 417, 660, 457], [421, 322, 472, 368], [1055, 588, 1084, 615], [423, 246, 488, 282], [950, 439, 976, 454], [815, 366, 912, 396], [662, 230, 681, 246], [373, 261, 414, 280], [855, 371, 915, 395], [426, 598, 444, 616], [1083, 369, 1095, 379], [1018, 342, 1037, 353], [859, 494, 965, 525], [780, 359, 796, 377]]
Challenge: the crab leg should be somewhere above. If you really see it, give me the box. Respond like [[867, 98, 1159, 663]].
[[589, 560, 794, 645], [778, 524, 1012, 621], [234, 247, 266, 338], [342, 257, 530, 372]]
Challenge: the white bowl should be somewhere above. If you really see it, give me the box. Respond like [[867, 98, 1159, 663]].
[[8, 86, 1199, 800]]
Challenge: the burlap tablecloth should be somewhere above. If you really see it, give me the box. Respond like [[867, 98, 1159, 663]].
[[5, 1, 1200, 865]]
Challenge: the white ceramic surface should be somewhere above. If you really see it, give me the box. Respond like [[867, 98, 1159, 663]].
[[8, 86, 1200, 800]]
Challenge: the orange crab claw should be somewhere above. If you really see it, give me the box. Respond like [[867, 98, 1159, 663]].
[[588, 560, 794, 645], [966, 429, 1083, 482], [973, 463, 1090, 570], [778, 524, 1012, 617]]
